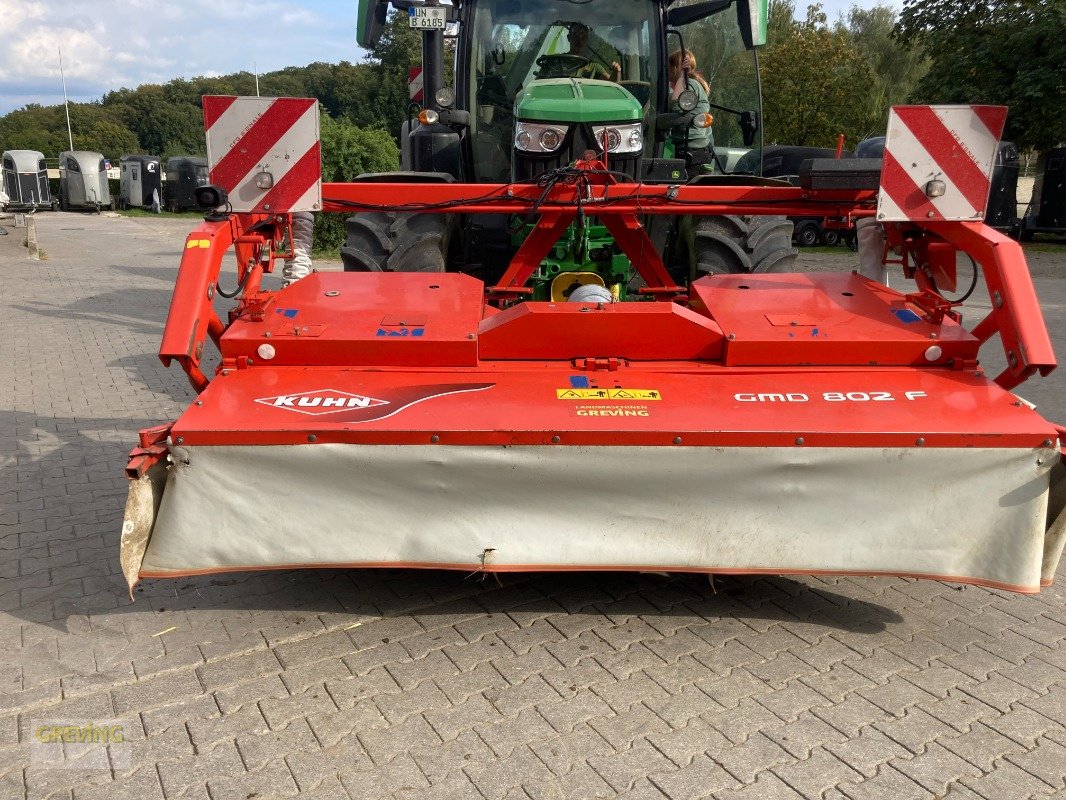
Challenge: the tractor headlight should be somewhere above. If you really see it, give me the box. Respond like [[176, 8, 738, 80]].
[[539, 127, 561, 150], [591, 123, 643, 155], [435, 87, 455, 108], [514, 122, 568, 153]]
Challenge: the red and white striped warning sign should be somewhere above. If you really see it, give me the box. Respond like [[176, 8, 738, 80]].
[[878, 105, 1007, 222], [203, 96, 321, 214], [408, 67, 424, 103]]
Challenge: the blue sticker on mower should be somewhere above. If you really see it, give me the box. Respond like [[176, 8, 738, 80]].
[[276, 308, 299, 319], [893, 309, 921, 324], [569, 375, 590, 388], [376, 327, 425, 337]]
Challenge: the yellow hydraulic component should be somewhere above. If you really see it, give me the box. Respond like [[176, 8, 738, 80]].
[[551, 271, 605, 302]]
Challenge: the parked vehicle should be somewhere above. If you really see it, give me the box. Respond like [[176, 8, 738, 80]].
[[1020, 148, 1066, 240], [743, 145, 856, 246], [58, 151, 112, 211], [119, 155, 163, 211], [163, 157, 209, 212], [2, 150, 54, 211], [986, 141, 1020, 234], [855, 137, 884, 158]]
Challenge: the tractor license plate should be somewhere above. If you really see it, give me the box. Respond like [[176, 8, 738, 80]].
[[409, 6, 446, 28]]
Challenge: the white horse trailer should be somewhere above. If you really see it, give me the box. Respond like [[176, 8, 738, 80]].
[[59, 151, 112, 211], [2, 150, 54, 211]]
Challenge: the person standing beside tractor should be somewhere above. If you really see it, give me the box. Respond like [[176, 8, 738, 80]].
[[668, 49, 713, 172]]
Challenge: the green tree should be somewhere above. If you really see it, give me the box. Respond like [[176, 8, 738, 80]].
[[833, 4, 929, 138], [0, 52, 422, 162], [105, 85, 206, 158], [301, 62, 378, 123], [895, 0, 1066, 150], [0, 104, 68, 153], [0, 102, 141, 158], [74, 118, 140, 159], [760, 0, 879, 146], [354, 10, 423, 140], [314, 114, 400, 253]]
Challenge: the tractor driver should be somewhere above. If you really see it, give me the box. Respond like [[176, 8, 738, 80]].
[[565, 23, 621, 81]]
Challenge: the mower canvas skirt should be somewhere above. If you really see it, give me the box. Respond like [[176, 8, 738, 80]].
[[131, 441, 1063, 591]]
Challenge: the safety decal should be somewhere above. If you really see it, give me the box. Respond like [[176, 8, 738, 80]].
[[185, 239, 210, 249], [556, 389, 661, 400], [893, 309, 921, 324], [376, 327, 425, 337]]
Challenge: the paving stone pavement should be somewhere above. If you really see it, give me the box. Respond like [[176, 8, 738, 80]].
[[2, 212, 1065, 799]]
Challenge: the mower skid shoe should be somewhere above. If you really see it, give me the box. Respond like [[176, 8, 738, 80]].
[[1044, 460, 1066, 586], [120, 462, 167, 598]]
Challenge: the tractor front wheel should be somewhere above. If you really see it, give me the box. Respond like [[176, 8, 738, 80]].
[[691, 215, 797, 275], [341, 211, 452, 273]]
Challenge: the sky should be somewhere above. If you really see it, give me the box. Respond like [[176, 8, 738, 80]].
[[0, 0, 891, 117]]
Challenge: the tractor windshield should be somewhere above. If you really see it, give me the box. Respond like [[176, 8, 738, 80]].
[[468, 0, 660, 180], [465, 0, 760, 179]]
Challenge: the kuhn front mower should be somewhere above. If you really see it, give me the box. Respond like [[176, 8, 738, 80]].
[[120, 0, 1065, 594], [121, 99, 1065, 596]]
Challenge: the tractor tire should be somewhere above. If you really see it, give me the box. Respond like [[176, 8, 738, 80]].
[[692, 215, 797, 276], [341, 211, 451, 273]]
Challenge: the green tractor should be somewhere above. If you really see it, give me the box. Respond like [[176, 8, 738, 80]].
[[343, 0, 796, 296]]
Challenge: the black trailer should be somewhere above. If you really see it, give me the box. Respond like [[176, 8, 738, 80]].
[[855, 137, 885, 158], [1021, 148, 1066, 239], [749, 145, 855, 246], [985, 142, 1020, 233], [2, 150, 54, 211], [163, 157, 209, 212], [119, 155, 162, 210]]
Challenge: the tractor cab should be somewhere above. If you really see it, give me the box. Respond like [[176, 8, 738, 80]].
[[360, 0, 766, 184], [349, 0, 782, 285]]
